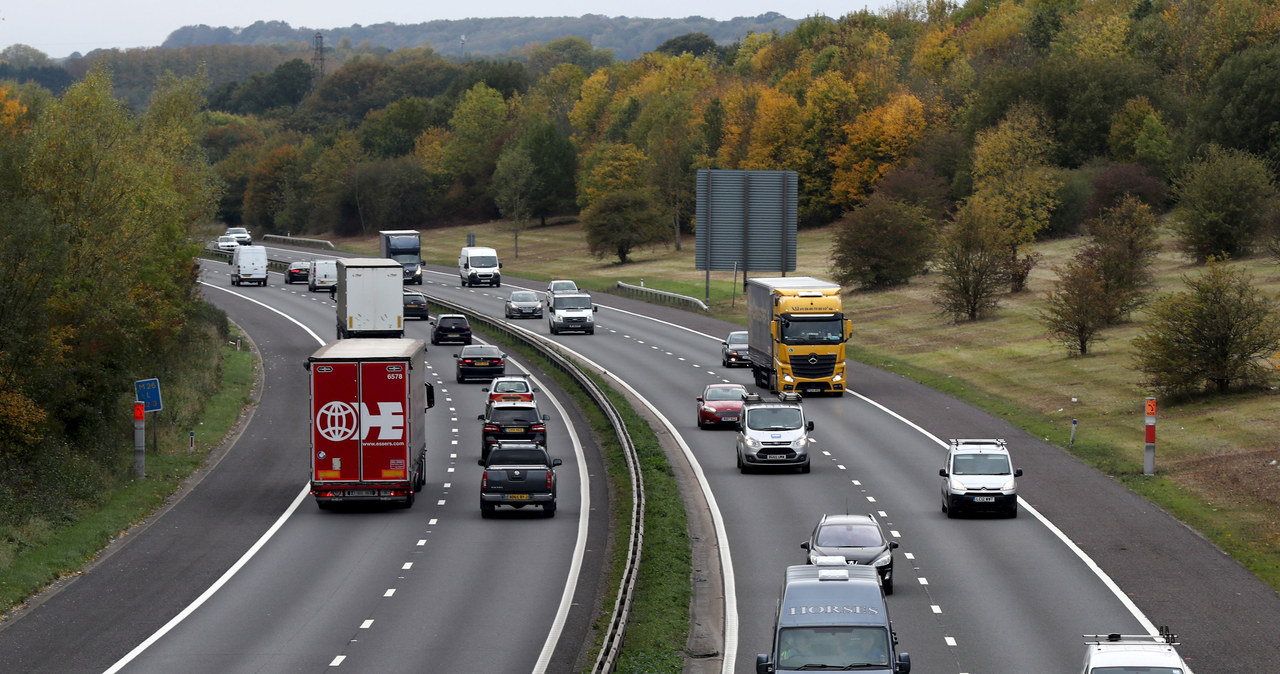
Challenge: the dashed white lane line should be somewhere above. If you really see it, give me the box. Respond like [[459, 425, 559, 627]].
[[330, 655, 345, 666], [417, 540, 426, 546], [918, 578, 929, 585], [360, 620, 374, 629], [945, 636, 957, 646], [402, 562, 413, 570], [383, 589, 396, 597], [867, 496, 877, 502], [931, 605, 942, 613]]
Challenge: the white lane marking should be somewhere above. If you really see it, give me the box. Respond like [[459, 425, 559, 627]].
[[905, 553, 915, 560], [417, 540, 426, 546], [945, 636, 957, 646], [428, 519, 437, 525], [402, 563, 412, 570], [931, 605, 942, 613], [919, 578, 929, 585], [330, 655, 345, 666], [890, 530, 901, 538], [383, 589, 395, 597], [436, 500, 446, 506], [360, 620, 374, 629]]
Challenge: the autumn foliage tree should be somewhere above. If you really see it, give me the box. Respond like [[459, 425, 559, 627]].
[[830, 195, 938, 289], [932, 200, 1011, 321], [581, 189, 666, 264]]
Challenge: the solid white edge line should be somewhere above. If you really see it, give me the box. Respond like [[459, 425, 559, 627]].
[[521, 362, 591, 674], [105, 279, 327, 672], [103, 485, 312, 673]]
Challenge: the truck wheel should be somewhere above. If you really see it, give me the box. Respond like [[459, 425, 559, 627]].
[[401, 491, 415, 508], [316, 500, 332, 511]]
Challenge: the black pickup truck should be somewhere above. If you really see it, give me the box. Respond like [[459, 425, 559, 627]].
[[479, 443, 562, 517]]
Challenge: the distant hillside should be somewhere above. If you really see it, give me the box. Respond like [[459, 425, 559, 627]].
[[162, 14, 800, 61]]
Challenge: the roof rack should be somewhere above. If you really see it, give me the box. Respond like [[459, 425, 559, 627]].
[[949, 438, 1006, 449], [776, 391, 803, 403], [1083, 626, 1179, 646], [742, 393, 764, 404]]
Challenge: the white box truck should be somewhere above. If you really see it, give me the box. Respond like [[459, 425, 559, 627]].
[[335, 258, 405, 339]]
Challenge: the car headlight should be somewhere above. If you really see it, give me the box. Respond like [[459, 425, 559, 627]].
[[744, 436, 761, 448], [702, 406, 715, 414], [1001, 478, 1016, 491], [950, 478, 966, 491], [871, 550, 892, 567]]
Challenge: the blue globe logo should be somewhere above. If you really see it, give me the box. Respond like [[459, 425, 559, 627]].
[[317, 401, 359, 441]]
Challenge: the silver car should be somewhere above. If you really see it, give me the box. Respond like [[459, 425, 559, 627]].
[[940, 438, 1022, 518]]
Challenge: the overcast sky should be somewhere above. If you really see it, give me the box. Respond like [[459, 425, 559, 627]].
[[1, 1, 898, 59]]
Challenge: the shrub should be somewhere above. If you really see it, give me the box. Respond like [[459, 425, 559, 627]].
[[1171, 146, 1279, 262], [830, 195, 938, 290], [932, 201, 1010, 321]]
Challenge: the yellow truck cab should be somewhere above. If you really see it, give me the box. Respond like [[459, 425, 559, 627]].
[[745, 277, 852, 395]]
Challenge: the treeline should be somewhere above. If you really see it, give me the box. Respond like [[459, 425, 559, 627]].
[[0, 71, 221, 532], [160, 14, 799, 61]]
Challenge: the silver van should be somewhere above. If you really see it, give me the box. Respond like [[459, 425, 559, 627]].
[[757, 558, 910, 674], [458, 246, 502, 287]]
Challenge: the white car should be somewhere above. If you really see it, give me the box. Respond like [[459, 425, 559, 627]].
[[215, 235, 238, 252], [940, 438, 1021, 518], [225, 227, 252, 245], [546, 279, 579, 299], [1081, 630, 1188, 673]]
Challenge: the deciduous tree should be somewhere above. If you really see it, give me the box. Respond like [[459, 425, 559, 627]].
[[830, 195, 937, 289], [581, 189, 666, 264]]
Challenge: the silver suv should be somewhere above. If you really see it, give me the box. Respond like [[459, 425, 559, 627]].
[[735, 392, 813, 473], [1081, 628, 1188, 673], [939, 438, 1022, 518]]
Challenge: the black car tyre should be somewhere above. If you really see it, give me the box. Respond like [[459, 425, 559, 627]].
[[1008, 504, 1019, 518], [884, 578, 894, 595], [480, 501, 495, 518], [543, 501, 556, 517], [799, 462, 811, 474]]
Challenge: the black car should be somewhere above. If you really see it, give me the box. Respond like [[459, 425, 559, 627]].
[[504, 290, 543, 319], [286, 260, 312, 284], [431, 314, 472, 345], [478, 402, 549, 462], [721, 330, 749, 367], [800, 513, 898, 594], [403, 290, 429, 320], [455, 344, 505, 382]]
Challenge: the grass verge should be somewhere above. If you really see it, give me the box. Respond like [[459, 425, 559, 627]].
[[0, 326, 255, 615]]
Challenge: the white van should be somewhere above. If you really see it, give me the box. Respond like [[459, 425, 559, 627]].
[[309, 259, 337, 292], [230, 245, 268, 286], [547, 292, 597, 335], [458, 246, 502, 287]]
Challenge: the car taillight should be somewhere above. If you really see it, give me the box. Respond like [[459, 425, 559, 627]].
[[494, 358, 504, 366], [532, 423, 545, 432], [546, 471, 553, 489], [462, 359, 473, 364], [482, 471, 488, 488], [484, 424, 499, 433]]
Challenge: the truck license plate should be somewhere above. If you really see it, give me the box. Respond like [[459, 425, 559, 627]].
[[974, 496, 995, 502], [350, 489, 375, 497], [507, 494, 529, 500]]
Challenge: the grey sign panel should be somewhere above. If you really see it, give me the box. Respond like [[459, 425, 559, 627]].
[[695, 169, 797, 272]]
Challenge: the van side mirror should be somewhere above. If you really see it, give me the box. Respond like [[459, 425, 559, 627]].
[[806, 421, 815, 431], [800, 541, 810, 551], [499, 262, 503, 268], [593, 306, 598, 312], [1014, 468, 1023, 477], [939, 468, 948, 478], [425, 383, 435, 409], [756, 654, 773, 674], [896, 652, 911, 673]]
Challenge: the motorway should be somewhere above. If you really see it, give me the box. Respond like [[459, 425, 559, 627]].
[[2, 242, 1279, 673]]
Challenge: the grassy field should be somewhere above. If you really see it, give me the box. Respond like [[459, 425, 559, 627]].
[[343, 217, 1280, 589]]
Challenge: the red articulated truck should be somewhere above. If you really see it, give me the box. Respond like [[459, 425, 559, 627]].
[[306, 338, 435, 509]]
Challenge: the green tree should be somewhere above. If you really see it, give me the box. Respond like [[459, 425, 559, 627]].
[[932, 200, 1011, 321], [357, 97, 433, 158], [1132, 260, 1280, 396], [1199, 43, 1280, 166], [492, 145, 540, 258], [830, 195, 938, 290], [243, 144, 302, 232], [1039, 255, 1109, 356], [655, 33, 721, 58], [578, 142, 649, 212], [442, 83, 510, 209], [1172, 145, 1280, 262], [581, 189, 666, 264], [1084, 196, 1160, 324]]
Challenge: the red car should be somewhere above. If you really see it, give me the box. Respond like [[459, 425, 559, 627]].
[[696, 383, 748, 429]]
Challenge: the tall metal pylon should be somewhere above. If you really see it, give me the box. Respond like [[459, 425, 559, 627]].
[[310, 31, 325, 92]]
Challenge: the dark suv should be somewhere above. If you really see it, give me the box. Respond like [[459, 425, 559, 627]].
[[478, 402, 549, 462], [430, 314, 472, 345]]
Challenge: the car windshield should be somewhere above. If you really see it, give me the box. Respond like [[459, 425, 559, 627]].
[[776, 626, 890, 669], [490, 408, 539, 424], [470, 255, 498, 267], [705, 387, 745, 402], [779, 316, 844, 345], [952, 453, 1011, 476], [816, 523, 883, 547], [510, 291, 537, 302], [227, 228, 247, 235], [494, 381, 530, 393], [746, 407, 803, 430], [727, 332, 747, 346], [554, 297, 592, 310], [219, 236, 234, 242]]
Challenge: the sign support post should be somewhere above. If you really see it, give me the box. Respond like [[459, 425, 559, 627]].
[[1144, 397, 1157, 476]]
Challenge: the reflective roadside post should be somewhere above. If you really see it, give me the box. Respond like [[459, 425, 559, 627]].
[[134, 402, 146, 478], [1144, 397, 1157, 476]]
